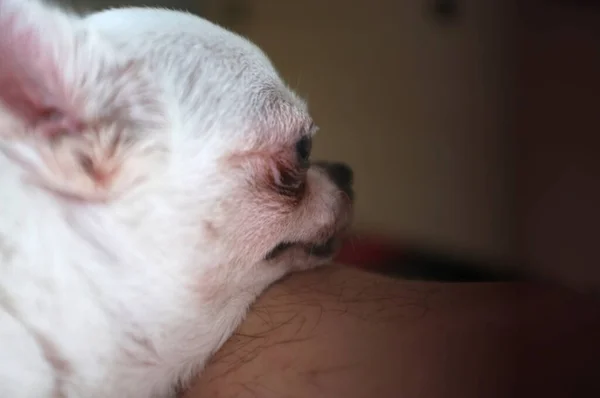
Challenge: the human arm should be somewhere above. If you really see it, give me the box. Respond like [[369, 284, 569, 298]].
[[183, 265, 600, 398]]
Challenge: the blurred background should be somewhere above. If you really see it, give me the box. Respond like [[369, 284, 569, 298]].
[[66, 0, 600, 292]]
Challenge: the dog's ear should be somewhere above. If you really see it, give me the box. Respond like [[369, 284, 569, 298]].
[[0, 0, 168, 201], [0, 0, 96, 136]]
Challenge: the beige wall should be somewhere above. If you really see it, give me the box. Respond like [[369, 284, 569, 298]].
[[213, 0, 517, 263]]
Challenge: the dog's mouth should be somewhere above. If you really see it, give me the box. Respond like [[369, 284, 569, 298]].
[[265, 237, 337, 261], [308, 237, 337, 257]]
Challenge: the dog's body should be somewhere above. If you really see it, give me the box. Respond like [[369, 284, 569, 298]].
[[0, 1, 353, 397]]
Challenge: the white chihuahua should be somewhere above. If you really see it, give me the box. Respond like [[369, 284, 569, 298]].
[[0, 0, 354, 396]]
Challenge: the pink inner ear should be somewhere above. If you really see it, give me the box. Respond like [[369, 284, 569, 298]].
[[0, 6, 81, 136]]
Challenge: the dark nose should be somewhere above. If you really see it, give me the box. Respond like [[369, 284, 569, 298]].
[[315, 161, 354, 198]]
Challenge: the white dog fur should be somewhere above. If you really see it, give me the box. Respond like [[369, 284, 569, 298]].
[[0, 0, 353, 396]]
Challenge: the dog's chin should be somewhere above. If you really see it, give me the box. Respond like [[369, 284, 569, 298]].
[[298, 236, 344, 270], [263, 231, 348, 272]]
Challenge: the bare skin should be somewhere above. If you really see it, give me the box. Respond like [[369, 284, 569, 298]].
[[182, 264, 600, 398]]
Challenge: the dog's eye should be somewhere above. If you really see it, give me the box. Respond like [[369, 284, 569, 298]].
[[295, 136, 312, 164]]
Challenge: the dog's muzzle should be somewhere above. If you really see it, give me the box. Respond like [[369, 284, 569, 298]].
[[313, 161, 354, 200]]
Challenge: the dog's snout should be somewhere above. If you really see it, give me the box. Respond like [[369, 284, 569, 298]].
[[315, 161, 354, 198]]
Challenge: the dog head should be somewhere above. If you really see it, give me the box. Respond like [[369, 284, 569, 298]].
[[0, 0, 353, 273]]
